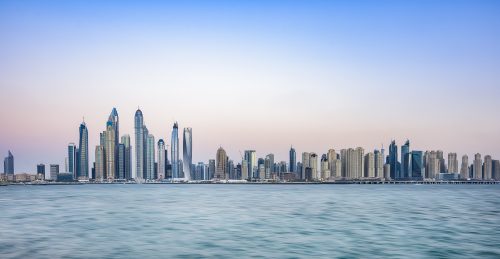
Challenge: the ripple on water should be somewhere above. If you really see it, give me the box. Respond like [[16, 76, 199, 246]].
[[0, 185, 499, 258]]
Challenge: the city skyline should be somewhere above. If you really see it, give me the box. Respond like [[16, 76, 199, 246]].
[[3, 106, 500, 183], [1, 1, 500, 172]]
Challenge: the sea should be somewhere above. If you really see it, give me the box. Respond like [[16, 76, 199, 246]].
[[0, 184, 499, 258]]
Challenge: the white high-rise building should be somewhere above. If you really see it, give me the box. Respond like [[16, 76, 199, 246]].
[[374, 150, 384, 178], [364, 152, 375, 178], [157, 139, 165, 180], [473, 153, 482, 179], [104, 122, 116, 180], [182, 128, 192, 180], [146, 134, 155, 180], [483, 155, 492, 180], [95, 145, 105, 181], [134, 109, 145, 180], [448, 153, 458, 173]]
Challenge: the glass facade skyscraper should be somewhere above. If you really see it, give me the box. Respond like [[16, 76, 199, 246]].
[[67, 143, 76, 179], [410, 151, 423, 179], [3, 150, 14, 175], [183, 127, 192, 180], [401, 140, 410, 179], [171, 122, 180, 179], [389, 140, 398, 180], [134, 109, 144, 179], [78, 121, 89, 179], [289, 146, 296, 173], [146, 134, 155, 180]]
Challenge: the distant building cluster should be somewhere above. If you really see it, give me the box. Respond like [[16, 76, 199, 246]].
[[2, 108, 500, 183]]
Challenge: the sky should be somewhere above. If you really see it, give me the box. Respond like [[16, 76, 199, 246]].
[[1, 0, 499, 173]]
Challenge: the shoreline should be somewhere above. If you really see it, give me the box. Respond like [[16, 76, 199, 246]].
[[2, 180, 500, 186]]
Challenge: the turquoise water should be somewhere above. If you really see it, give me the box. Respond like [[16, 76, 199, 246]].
[[1, 184, 499, 258]]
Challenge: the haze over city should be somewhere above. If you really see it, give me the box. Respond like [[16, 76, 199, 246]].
[[1, 0, 499, 172]]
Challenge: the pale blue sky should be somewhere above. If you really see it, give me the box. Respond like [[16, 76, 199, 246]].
[[1, 0, 499, 172]]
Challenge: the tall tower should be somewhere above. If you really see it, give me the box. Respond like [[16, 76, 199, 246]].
[[104, 121, 116, 180], [183, 127, 193, 180], [146, 134, 155, 180], [67, 143, 76, 179], [108, 108, 119, 176], [215, 147, 227, 179], [484, 155, 492, 180], [389, 140, 399, 180], [289, 146, 296, 173], [95, 145, 105, 180], [171, 122, 179, 179], [78, 121, 89, 179], [473, 153, 482, 179], [134, 109, 144, 180], [3, 150, 14, 175], [157, 139, 165, 180], [460, 155, 469, 179], [401, 140, 410, 179], [244, 150, 256, 179], [121, 135, 132, 179], [109, 108, 119, 145], [447, 153, 458, 173]]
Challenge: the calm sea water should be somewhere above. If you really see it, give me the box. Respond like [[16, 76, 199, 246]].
[[1, 184, 499, 258]]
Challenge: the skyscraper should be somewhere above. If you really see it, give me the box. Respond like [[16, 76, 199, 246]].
[[109, 108, 119, 147], [401, 140, 410, 179], [447, 153, 458, 173], [215, 147, 227, 179], [320, 154, 330, 179], [241, 160, 248, 180], [410, 151, 423, 179], [264, 154, 274, 179], [121, 135, 132, 179], [437, 150, 446, 174], [183, 128, 193, 180], [117, 143, 125, 179], [171, 122, 180, 179], [37, 164, 45, 180], [244, 150, 256, 179], [473, 153, 482, 179], [493, 160, 500, 180], [302, 152, 310, 180], [374, 150, 384, 178], [483, 155, 492, 180], [146, 134, 155, 180], [208, 159, 216, 179], [50, 164, 59, 181], [157, 139, 165, 180], [3, 150, 14, 175], [78, 121, 89, 179], [289, 146, 296, 173], [310, 153, 318, 179], [327, 149, 336, 176], [134, 109, 145, 180], [425, 151, 439, 179], [460, 155, 469, 179], [104, 121, 116, 180], [67, 143, 76, 179], [364, 152, 375, 178], [389, 140, 399, 180], [95, 145, 105, 180]]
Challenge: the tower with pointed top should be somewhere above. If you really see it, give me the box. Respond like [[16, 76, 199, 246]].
[[289, 146, 296, 173], [171, 122, 180, 179], [134, 109, 145, 179], [78, 121, 89, 179]]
